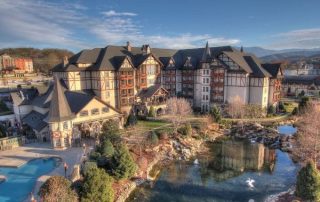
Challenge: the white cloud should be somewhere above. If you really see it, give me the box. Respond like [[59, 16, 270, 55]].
[[0, 0, 89, 49], [0, 0, 240, 50], [267, 28, 320, 49], [102, 10, 137, 17]]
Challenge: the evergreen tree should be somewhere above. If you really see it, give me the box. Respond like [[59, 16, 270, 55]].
[[81, 167, 114, 202], [39, 176, 77, 202], [296, 161, 320, 201], [111, 144, 137, 180], [100, 120, 121, 144], [278, 102, 285, 111], [148, 106, 156, 117], [100, 139, 115, 158], [126, 113, 137, 127], [210, 105, 222, 123], [267, 105, 275, 115], [82, 161, 98, 177], [299, 96, 310, 111]]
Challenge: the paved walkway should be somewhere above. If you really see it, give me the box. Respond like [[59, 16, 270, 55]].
[[0, 143, 88, 201], [222, 114, 289, 123]]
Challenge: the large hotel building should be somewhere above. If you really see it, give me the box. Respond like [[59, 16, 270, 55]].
[[52, 42, 283, 113], [11, 42, 283, 148]]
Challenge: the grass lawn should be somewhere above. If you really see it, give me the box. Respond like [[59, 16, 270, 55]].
[[283, 101, 298, 113], [136, 120, 169, 130]]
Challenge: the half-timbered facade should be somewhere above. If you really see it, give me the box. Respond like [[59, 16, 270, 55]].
[[51, 42, 283, 114]]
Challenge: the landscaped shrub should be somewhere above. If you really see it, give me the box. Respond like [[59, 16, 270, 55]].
[[149, 131, 159, 145], [126, 113, 137, 127], [296, 161, 320, 201], [111, 144, 137, 180], [292, 107, 298, 115], [82, 161, 98, 177], [156, 130, 169, 140], [299, 96, 310, 112], [39, 176, 77, 202], [210, 105, 222, 123], [89, 151, 101, 161], [178, 123, 192, 137], [278, 102, 285, 111], [148, 106, 156, 117], [81, 167, 114, 202], [267, 105, 275, 115]]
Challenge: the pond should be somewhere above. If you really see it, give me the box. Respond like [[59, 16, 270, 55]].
[[128, 139, 299, 202], [278, 125, 297, 136], [0, 157, 61, 202]]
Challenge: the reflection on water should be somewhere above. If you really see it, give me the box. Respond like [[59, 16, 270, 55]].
[[278, 125, 297, 135], [128, 139, 298, 202], [205, 139, 276, 182]]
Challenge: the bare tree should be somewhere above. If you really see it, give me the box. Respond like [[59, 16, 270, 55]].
[[166, 97, 192, 134], [227, 96, 245, 119], [296, 101, 320, 167]]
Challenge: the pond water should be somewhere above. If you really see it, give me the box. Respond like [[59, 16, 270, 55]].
[[128, 139, 299, 202], [0, 157, 61, 202], [278, 125, 297, 136]]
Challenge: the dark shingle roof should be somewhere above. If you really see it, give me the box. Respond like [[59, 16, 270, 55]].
[[244, 55, 271, 77], [64, 91, 94, 114], [11, 88, 39, 106], [283, 75, 320, 85], [47, 77, 75, 122], [32, 85, 53, 108], [138, 85, 168, 99], [51, 44, 274, 78], [262, 63, 283, 78], [22, 110, 48, 132]]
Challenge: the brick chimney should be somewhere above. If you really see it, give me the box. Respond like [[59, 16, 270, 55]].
[[126, 41, 132, 52]]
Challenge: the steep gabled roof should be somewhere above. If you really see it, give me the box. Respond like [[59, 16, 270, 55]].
[[137, 85, 168, 99], [22, 110, 48, 132], [262, 63, 283, 78], [51, 44, 276, 79], [244, 55, 271, 77], [221, 51, 253, 73], [32, 84, 53, 108], [47, 77, 74, 122]]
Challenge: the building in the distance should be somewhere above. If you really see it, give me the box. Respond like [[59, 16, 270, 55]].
[[52, 42, 283, 114], [0, 54, 34, 73], [282, 75, 320, 96]]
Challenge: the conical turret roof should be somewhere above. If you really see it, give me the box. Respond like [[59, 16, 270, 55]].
[[201, 41, 211, 62], [47, 77, 74, 122]]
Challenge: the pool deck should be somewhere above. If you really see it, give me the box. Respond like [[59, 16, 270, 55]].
[[0, 143, 86, 201]]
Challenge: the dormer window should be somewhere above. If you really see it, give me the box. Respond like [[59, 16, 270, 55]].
[[184, 57, 192, 67]]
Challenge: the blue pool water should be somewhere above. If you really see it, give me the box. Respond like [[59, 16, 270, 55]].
[[0, 158, 61, 202]]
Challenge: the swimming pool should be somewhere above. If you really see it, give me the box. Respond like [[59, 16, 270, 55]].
[[0, 157, 61, 202]]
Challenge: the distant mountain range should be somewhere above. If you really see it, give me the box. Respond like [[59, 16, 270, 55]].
[[240, 47, 320, 62]]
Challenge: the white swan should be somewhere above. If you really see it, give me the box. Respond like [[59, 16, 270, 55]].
[[194, 159, 199, 165], [246, 178, 255, 188]]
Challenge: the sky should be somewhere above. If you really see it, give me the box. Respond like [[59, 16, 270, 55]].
[[1, 0, 320, 52]]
